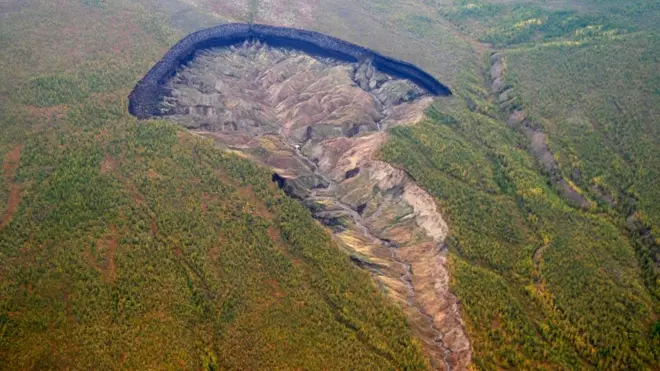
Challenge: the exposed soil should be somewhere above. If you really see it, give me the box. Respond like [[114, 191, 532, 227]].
[[86, 227, 119, 282], [1, 145, 23, 230], [100, 152, 116, 174], [128, 23, 450, 119], [3, 146, 21, 184], [152, 41, 470, 370]]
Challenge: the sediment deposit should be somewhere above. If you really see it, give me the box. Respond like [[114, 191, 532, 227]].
[[129, 29, 469, 370]]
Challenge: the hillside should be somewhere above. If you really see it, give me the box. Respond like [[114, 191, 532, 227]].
[[128, 33, 471, 368], [0, 1, 429, 369], [380, 0, 660, 369], [1, 0, 659, 370]]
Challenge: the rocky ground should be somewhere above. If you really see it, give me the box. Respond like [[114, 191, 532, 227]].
[[159, 41, 470, 370]]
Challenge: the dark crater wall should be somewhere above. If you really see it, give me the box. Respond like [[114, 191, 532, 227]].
[[128, 23, 451, 118]]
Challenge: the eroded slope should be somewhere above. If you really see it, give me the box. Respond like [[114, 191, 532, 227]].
[[156, 41, 470, 370], [0, 1, 440, 369]]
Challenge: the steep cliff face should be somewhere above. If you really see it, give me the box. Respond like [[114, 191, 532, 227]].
[[132, 39, 469, 370], [128, 23, 451, 119], [304, 133, 471, 370]]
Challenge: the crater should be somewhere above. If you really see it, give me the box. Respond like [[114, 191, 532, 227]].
[[129, 23, 450, 119], [129, 24, 469, 370]]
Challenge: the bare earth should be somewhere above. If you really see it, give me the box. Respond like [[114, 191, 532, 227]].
[[160, 42, 471, 370], [1, 145, 22, 231]]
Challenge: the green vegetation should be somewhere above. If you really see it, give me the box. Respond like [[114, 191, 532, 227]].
[[2, 0, 659, 369], [443, 0, 630, 46], [380, 0, 660, 368], [0, 0, 427, 369], [382, 85, 658, 369], [502, 30, 660, 302], [288, 0, 479, 87]]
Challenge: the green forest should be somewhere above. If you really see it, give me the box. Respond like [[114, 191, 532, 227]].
[[0, 0, 428, 369], [381, 0, 660, 368], [1, 0, 659, 369]]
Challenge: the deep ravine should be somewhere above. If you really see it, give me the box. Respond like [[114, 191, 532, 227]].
[[131, 39, 471, 370]]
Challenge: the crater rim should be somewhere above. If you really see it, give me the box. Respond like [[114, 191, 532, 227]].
[[128, 23, 452, 119]]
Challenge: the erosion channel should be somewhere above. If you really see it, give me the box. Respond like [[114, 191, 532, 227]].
[[129, 24, 470, 370]]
